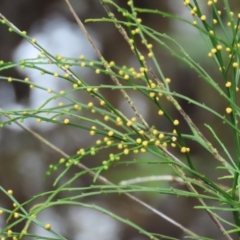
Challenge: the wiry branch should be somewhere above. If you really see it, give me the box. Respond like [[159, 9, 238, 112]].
[[64, 0, 150, 131]]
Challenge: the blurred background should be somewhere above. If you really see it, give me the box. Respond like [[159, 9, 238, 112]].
[[0, 0, 240, 239]]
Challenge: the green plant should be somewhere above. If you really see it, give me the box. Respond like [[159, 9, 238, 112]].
[[0, 0, 240, 239]]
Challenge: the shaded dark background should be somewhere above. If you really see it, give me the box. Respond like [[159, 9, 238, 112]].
[[0, 1, 240, 239]]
